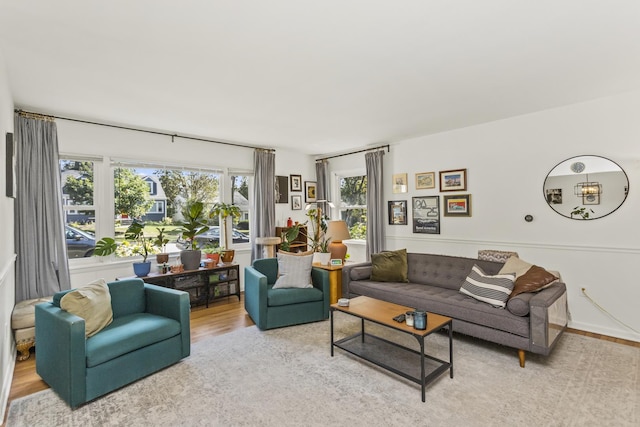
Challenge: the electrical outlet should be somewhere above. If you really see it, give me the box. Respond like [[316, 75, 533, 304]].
[[579, 287, 588, 297]]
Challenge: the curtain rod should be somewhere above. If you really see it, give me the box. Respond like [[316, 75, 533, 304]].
[[316, 144, 389, 161], [14, 109, 275, 152]]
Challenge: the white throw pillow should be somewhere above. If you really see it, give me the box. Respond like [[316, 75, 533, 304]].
[[460, 265, 515, 309], [273, 252, 314, 289], [60, 278, 113, 337]]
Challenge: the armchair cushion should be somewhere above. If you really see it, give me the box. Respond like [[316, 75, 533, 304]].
[[60, 278, 113, 337], [273, 252, 313, 289], [267, 286, 324, 306]]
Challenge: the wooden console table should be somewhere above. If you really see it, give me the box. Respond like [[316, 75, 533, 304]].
[[120, 264, 240, 308]]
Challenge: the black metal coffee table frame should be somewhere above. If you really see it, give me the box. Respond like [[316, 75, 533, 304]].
[[330, 307, 453, 402]]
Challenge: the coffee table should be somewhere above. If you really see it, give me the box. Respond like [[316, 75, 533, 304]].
[[330, 296, 453, 402]]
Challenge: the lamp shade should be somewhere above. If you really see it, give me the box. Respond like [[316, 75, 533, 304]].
[[325, 220, 350, 261]]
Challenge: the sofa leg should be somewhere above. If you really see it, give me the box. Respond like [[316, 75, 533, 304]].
[[518, 349, 525, 368]]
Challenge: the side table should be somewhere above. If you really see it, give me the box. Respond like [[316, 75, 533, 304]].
[[312, 262, 344, 304]]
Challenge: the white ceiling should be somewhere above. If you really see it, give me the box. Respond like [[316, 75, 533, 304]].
[[1, 1, 640, 156]]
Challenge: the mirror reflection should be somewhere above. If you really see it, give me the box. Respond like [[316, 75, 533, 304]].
[[543, 155, 629, 220]]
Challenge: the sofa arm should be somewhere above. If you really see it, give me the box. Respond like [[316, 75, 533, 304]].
[[35, 302, 87, 408], [529, 282, 568, 355], [342, 262, 372, 298], [311, 267, 330, 317], [145, 284, 191, 358], [244, 266, 269, 330]]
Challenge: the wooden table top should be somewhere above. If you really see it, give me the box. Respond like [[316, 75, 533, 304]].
[[331, 295, 451, 336]]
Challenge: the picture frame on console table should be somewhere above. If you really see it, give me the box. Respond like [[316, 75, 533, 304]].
[[443, 194, 472, 217], [412, 196, 440, 234], [388, 200, 407, 225], [439, 168, 467, 192]]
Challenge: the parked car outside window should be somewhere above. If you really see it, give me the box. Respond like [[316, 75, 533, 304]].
[[65, 225, 96, 258], [176, 226, 249, 249]]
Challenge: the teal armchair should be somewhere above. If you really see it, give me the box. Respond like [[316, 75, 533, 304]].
[[244, 258, 330, 330], [35, 279, 190, 408]]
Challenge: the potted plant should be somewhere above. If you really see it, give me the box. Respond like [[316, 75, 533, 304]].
[[94, 221, 159, 277], [305, 207, 328, 252], [202, 242, 222, 267], [179, 201, 210, 270], [210, 202, 242, 263], [314, 237, 332, 265], [154, 227, 170, 264]]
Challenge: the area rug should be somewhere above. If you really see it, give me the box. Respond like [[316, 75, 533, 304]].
[[7, 315, 639, 426]]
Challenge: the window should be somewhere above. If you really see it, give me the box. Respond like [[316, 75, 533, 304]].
[[338, 174, 367, 240], [230, 174, 251, 237], [60, 159, 98, 259]]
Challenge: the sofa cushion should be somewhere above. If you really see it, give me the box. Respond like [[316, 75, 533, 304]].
[[506, 292, 534, 316], [406, 253, 503, 290], [273, 252, 313, 289], [498, 256, 534, 278], [60, 279, 113, 338], [371, 249, 408, 282], [459, 265, 515, 308], [347, 280, 529, 337], [267, 286, 324, 307], [86, 312, 181, 368], [478, 250, 519, 263]]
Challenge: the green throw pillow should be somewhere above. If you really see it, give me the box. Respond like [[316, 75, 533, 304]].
[[371, 249, 409, 282]]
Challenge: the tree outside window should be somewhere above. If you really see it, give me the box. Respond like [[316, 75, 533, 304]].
[[339, 175, 367, 240]]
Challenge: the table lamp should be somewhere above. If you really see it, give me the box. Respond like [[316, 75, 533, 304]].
[[325, 220, 350, 262]]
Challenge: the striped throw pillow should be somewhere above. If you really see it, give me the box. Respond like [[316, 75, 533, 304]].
[[460, 265, 515, 308]]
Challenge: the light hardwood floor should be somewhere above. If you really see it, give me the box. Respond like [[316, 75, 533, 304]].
[[3, 294, 254, 426], [3, 296, 639, 425]]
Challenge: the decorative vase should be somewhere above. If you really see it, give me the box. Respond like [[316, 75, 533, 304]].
[[313, 252, 331, 265], [181, 250, 202, 271], [133, 261, 151, 277], [221, 249, 235, 264]]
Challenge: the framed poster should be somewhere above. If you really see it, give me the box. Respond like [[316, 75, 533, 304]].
[[439, 169, 467, 192], [6, 133, 15, 198], [392, 173, 408, 193], [291, 195, 302, 210], [305, 181, 317, 203], [415, 172, 435, 190], [412, 196, 440, 234], [388, 200, 407, 225], [275, 175, 288, 204], [290, 174, 302, 191], [443, 194, 472, 217]]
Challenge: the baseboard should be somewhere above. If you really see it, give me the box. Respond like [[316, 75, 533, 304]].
[[566, 323, 640, 345], [0, 342, 16, 422]]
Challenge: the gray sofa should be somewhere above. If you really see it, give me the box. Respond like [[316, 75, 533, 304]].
[[342, 253, 568, 367]]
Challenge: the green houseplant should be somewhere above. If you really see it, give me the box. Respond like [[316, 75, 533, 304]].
[[154, 227, 170, 264], [179, 201, 210, 270], [210, 202, 242, 263], [202, 242, 222, 267], [94, 221, 159, 277]]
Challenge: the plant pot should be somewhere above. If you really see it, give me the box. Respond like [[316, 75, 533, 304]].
[[206, 253, 220, 267], [181, 250, 202, 271], [221, 249, 235, 264], [313, 252, 331, 266], [156, 253, 169, 264], [132, 261, 151, 277]]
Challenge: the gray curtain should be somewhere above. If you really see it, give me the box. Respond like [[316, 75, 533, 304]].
[[365, 150, 385, 259], [315, 159, 329, 213], [14, 114, 70, 302], [251, 149, 276, 261]]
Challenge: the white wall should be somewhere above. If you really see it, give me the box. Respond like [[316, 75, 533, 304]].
[[56, 120, 316, 287], [0, 50, 15, 422], [334, 90, 640, 342]]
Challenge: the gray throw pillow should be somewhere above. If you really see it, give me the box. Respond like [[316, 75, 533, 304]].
[[273, 252, 314, 289]]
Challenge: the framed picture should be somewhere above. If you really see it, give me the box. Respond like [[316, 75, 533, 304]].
[[290, 174, 302, 191], [388, 200, 407, 225], [275, 175, 288, 204], [415, 172, 435, 190], [443, 194, 472, 217], [291, 195, 302, 210], [546, 188, 562, 205], [393, 173, 408, 193], [583, 194, 600, 205], [412, 196, 440, 234], [6, 133, 15, 198], [439, 169, 467, 192], [305, 181, 317, 203]]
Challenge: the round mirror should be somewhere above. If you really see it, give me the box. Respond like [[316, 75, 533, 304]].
[[543, 155, 629, 220]]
